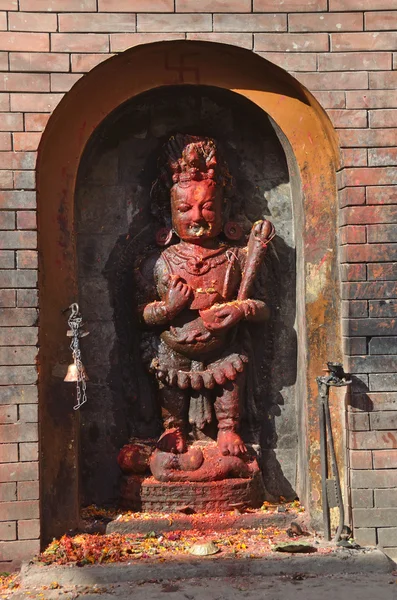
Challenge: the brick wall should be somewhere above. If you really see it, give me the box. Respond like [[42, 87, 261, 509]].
[[0, 0, 396, 566]]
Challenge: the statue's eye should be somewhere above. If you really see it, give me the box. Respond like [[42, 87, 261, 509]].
[[178, 204, 191, 213], [202, 202, 214, 211]]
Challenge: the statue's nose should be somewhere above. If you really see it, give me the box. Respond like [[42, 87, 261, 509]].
[[191, 205, 204, 223]]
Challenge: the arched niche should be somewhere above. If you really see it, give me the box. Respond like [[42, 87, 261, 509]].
[[36, 41, 342, 543]]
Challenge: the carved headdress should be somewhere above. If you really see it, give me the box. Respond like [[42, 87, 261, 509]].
[[151, 134, 232, 225]]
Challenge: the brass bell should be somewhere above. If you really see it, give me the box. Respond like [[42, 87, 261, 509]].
[[64, 363, 89, 382]]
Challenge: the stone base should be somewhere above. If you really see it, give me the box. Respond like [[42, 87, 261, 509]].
[[120, 472, 265, 513]]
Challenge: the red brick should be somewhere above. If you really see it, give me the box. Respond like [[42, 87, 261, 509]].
[[18, 519, 40, 540], [0, 346, 37, 365], [0, 290, 16, 307], [0, 461, 38, 482], [0, 483, 16, 501], [17, 250, 38, 269], [0, 309, 37, 327], [71, 53, 115, 72], [318, 52, 391, 72], [312, 91, 346, 109], [365, 11, 397, 31], [17, 289, 38, 308], [331, 0, 396, 8], [343, 336, 367, 355], [369, 71, 397, 89], [371, 411, 397, 431], [13, 170, 35, 190], [367, 224, 397, 243], [0, 171, 13, 189], [254, 33, 328, 52], [0, 113, 23, 132], [370, 300, 397, 317], [9, 12, 57, 32], [341, 244, 397, 263], [0, 133, 11, 151], [0, 32, 49, 52], [10, 93, 63, 112], [50, 73, 83, 92], [0, 405, 17, 424], [369, 148, 397, 167], [347, 90, 397, 109], [0, 539, 39, 562], [17, 480, 38, 500], [0, 499, 38, 520], [20, 0, 96, 9], [137, 13, 212, 32], [340, 264, 367, 281], [19, 442, 38, 462], [0, 522, 16, 541], [0, 93, 9, 111], [339, 187, 365, 207], [342, 283, 397, 300], [352, 490, 374, 509], [10, 52, 70, 73], [60, 12, 136, 32], [0, 189, 36, 207], [51, 33, 109, 52], [370, 109, 397, 128], [344, 167, 397, 187], [0, 252, 14, 270], [13, 133, 41, 152], [0, 423, 37, 443], [350, 392, 397, 412], [255, 0, 326, 9], [187, 33, 253, 49], [349, 355, 397, 373], [99, 0, 173, 10], [179, 0, 250, 9], [0, 384, 38, 403], [214, 14, 286, 32], [0, 231, 37, 250], [349, 450, 372, 469], [0, 11, 5, 30], [289, 12, 362, 32], [373, 450, 397, 469], [368, 263, 397, 280], [351, 431, 397, 450], [19, 405, 37, 423], [341, 148, 367, 167], [16, 211, 36, 230], [0, 444, 18, 462], [327, 109, 367, 128], [332, 32, 397, 52], [0, 1, 17, 9], [24, 113, 50, 132], [340, 225, 366, 244], [294, 71, 368, 91], [339, 128, 397, 147], [257, 52, 317, 72], [109, 33, 185, 52], [0, 212, 15, 229]]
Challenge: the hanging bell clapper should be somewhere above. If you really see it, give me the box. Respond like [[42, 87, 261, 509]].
[[64, 303, 89, 410]]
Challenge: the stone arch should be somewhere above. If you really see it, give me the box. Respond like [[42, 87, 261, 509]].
[[36, 41, 341, 542]]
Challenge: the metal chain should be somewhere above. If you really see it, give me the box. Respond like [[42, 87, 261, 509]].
[[67, 303, 88, 410]]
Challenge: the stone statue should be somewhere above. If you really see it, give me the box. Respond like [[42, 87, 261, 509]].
[[130, 134, 275, 484]]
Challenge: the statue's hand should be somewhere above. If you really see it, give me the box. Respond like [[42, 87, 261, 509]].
[[252, 219, 275, 246], [165, 276, 192, 318], [200, 302, 244, 332]]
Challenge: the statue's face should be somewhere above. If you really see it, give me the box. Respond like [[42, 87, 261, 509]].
[[171, 179, 223, 244]]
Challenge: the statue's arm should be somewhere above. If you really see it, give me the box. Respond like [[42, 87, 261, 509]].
[[142, 255, 192, 326], [236, 247, 269, 322]]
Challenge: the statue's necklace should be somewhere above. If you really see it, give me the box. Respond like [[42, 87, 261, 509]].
[[167, 245, 228, 276]]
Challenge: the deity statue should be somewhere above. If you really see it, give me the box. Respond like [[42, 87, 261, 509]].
[[122, 134, 271, 480]]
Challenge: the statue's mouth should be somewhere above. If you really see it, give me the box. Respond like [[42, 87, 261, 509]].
[[189, 225, 211, 236]]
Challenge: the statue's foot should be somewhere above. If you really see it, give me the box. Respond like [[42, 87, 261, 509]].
[[157, 427, 187, 454], [217, 430, 246, 457]]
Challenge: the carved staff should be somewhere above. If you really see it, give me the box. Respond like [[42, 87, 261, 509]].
[[237, 219, 275, 301]]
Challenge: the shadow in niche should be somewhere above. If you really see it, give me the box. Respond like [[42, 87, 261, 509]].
[[76, 84, 298, 506], [348, 376, 374, 413]]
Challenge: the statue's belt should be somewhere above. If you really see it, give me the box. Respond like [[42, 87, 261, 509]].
[[150, 352, 248, 390]]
